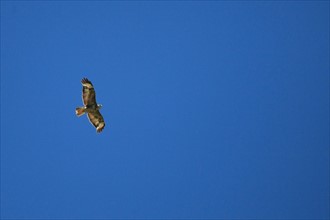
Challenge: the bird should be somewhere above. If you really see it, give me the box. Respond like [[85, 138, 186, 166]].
[[75, 78, 105, 133]]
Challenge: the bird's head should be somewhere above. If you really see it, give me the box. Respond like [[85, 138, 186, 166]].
[[97, 104, 103, 109]]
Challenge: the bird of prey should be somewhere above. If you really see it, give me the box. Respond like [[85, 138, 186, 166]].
[[76, 78, 105, 133]]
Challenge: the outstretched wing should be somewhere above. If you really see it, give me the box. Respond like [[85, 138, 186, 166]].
[[87, 111, 105, 133], [81, 78, 97, 106]]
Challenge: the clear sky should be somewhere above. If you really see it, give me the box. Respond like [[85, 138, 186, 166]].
[[1, 1, 329, 219]]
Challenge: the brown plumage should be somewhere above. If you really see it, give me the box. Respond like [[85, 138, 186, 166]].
[[75, 78, 105, 133]]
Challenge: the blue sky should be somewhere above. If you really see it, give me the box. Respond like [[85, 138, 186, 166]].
[[1, 1, 329, 219]]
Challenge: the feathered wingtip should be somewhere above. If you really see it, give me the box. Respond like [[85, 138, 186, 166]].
[[81, 77, 92, 84], [81, 77, 94, 88], [96, 122, 105, 133]]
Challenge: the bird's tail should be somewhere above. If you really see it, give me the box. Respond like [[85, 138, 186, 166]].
[[75, 107, 86, 116]]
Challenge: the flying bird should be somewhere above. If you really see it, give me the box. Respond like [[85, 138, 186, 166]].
[[76, 78, 105, 133]]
